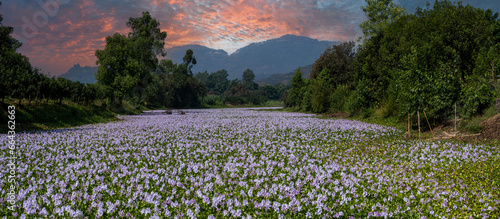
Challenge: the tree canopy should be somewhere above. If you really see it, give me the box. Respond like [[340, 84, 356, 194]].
[[288, 0, 500, 123], [95, 11, 167, 105]]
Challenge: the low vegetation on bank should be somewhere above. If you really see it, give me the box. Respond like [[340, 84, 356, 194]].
[[0, 99, 118, 133]]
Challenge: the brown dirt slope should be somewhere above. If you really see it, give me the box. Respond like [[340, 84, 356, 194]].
[[478, 113, 500, 140]]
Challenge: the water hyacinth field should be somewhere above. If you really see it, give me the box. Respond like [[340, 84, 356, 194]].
[[1, 108, 499, 218]]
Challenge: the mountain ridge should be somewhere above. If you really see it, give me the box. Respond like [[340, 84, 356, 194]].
[[59, 64, 98, 84], [59, 34, 336, 83], [166, 34, 336, 79]]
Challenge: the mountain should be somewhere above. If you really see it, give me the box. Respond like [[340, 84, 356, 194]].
[[257, 65, 313, 86], [166, 44, 228, 73], [61, 35, 336, 83], [166, 34, 336, 80], [59, 64, 98, 84]]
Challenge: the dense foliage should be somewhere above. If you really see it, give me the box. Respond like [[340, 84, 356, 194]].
[[286, 42, 357, 114], [195, 69, 288, 106], [288, 0, 500, 125]]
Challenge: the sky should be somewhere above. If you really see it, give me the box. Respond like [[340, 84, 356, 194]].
[[2, 0, 500, 76]]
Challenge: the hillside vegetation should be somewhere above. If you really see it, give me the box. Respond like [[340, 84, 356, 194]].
[[286, 0, 500, 135]]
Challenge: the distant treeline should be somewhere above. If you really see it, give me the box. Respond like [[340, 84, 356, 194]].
[[195, 69, 289, 106], [287, 0, 500, 124]]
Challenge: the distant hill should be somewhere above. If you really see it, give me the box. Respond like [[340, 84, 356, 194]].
[[166, 34, 336, 80], [59, 64, 97, 84], [166, 44, 228, 74], [257, 65, 313, 85], [61, 35, 335, 83]]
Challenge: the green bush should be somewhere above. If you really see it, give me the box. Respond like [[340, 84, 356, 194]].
[[203, 95, 224, 106], [301, 85, 313, 112], [263, 100, 284, 107], [311, 69, 332, 113], [329, 85, 352, 113], [461, 78, 495, 118], [346, 79, 373, 114]]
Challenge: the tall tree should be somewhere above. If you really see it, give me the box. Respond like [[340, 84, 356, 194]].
[[207, 69, 230, 94], [95, 11, 167, 106], [127, 11, 167, 58], [286, 67, 305, 108], [360, 0, 407, 40], [242, 68, 258, 90], [310, 41, 356, 87], [0, 1, 31, 103], [181, 49, 196, 76], [170, 50, 205, 107]]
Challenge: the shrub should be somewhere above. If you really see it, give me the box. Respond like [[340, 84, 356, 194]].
[[203, 95, 224, 106]]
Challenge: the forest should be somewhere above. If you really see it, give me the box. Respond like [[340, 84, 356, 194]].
[[286, 0, 500, 126]]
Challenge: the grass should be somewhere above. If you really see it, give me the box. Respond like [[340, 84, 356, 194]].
[[0, 99, 117, 133], [458, 105, 498, 134]]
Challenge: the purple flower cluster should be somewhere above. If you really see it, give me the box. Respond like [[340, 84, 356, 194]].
[[0, 108, 498, 218]]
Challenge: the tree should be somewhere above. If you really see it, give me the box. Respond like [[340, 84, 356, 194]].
[[311, 69, 333, 113], [95, 11, 167, 106], [177, 49, 196, 76], [286, 68, 305, 108], [310, 41, 356, 87], [462, 45, 499, 117], [127, 11, 167, 58], [360, 0, 407, 40], [206, 69, 230, 94], [95, 34, 137, 104], [170, 50, 205, 107], [0, 1, 31, 103], [242, 68, 258, 90], [260, 85, 280, 100]]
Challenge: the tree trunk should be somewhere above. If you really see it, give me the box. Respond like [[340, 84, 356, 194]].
[[418, 111, 420, 139]]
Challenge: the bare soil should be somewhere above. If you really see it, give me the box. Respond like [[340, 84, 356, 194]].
[[477, 113, 500, 140], [456, 113, 500, 143]]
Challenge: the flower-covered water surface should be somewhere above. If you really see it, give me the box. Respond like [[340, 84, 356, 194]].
[[1, 108, 498, 218]]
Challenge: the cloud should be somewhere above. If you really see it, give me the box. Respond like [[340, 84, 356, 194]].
[[2, 0, 500, 75]]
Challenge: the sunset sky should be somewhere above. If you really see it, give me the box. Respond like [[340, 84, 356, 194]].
[[2, 0, 500, 76]]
